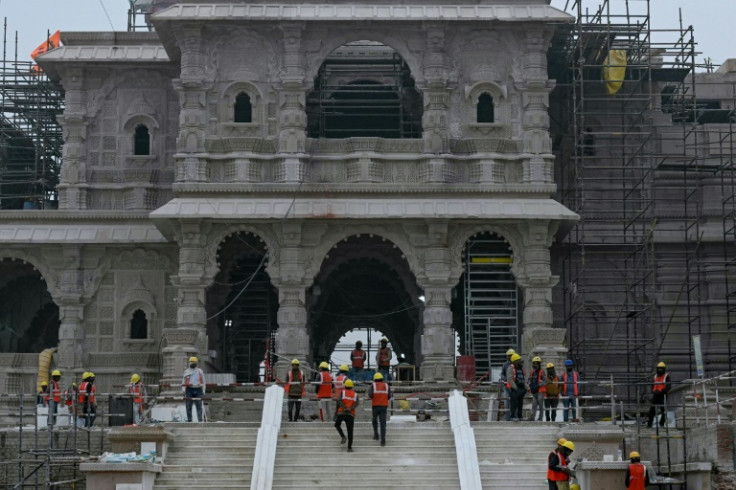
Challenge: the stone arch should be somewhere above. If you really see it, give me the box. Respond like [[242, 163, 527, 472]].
[[448, 224, 525, 282], [0, 250, 60, 300], [219, 81, 265, 126], [204, 224, 280, 286]]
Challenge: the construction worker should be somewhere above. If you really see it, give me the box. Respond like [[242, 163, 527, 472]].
[[316, 361, 333, 422], [350, 341, 367, 376], [376, 338, 392, 381], [182, 356, 205, 422], [561, 359, 580, 422], [78, 372, 97, 427], [625, 451, 650, 489], [335, 378, 359, 452], [500, 348, 516, 421], [48, 369, 62, 426], [335, 364, 349, 398], [648, 361, 671, 428], [368, 372, 391, 446], [506, 353, 526, 421], [285, 359, 305, 422], [529, 356, 546, 421], [129, 374, 147, 425], [547, 439, 575, 490], [544, 362, 561, 421], [37, 381, 49, 407]]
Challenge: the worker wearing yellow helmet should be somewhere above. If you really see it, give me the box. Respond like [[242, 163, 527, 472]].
[[368, 371, 391, 446], [285, 359, 305, 422], [334, 364, 350, 402], [626, 450, 650, 489], [315, 361, 333, 422], [182, 356, 205, 422], [335, 378, 359, 452], [547, 440, 575, 489], [506, 353, 526, 421], [529, 356, 546, 421], [376, 337, 392, 381], [78, 371, 98, 427], [129, 373, 147, 425], [648, 361, 671, 428], [37, 381, 50, 407], [500, 348, 517, 421], [543, 362, 561, 421], [47, 369, 62, 426]]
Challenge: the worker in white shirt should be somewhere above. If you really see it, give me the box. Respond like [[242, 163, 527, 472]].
[[182, 356, 206, 422]]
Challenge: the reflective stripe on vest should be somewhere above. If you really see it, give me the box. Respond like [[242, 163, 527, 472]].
[[335, 374, 347, 397], [317, 371, 333, 398], [628, 463, 646, 490], [547, 451, 568, 481], [562, 371, 579, 396], [78, 381, 89, 403], [372, 381, 389, 407], [652, 373, 668, 393], [185, 369, 204, 387], [51, 380, 61, 403], [338, 389, 357, 415], [377, 348, 390, 367], [351, 350, 365, 369]]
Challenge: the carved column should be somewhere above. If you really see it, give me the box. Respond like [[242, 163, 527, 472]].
[[420, 27, 451, 160], [518, 28, 555, 184], [56, 246, 86, 369], [174, 25, 209, 182], [161, 221, 210, 393], [518, 221, 566, 365], [57, 68, 88, 210], [275, 24, 307, 182]]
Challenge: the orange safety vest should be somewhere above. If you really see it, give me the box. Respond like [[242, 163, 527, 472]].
[[334, 374, 347, 398], [50, 380, 61, 403], [628, 462, 646, 490], [652, 373, 669, 393], [547, 450, 569, 481], [337, 389, 357, 416], [78, 382, 96, 404], [531, 369, 546, 393], [377, 348, 391, 367], [285, 370, 305, 397], [351, 349, 366, 369], [562, 371, 579, 396], [506, 365, 525, 390], [371, 381, 389, 407], [317, 371, 333, 399], [40, 391, 49, 406], [184, 369, 204, 387], [129, 383, 145, 404]]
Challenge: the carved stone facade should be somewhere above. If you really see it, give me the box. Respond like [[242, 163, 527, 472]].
[[0, 1, 579, 389]]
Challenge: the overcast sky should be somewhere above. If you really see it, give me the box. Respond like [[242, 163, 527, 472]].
[[1, 0, 734, 66]]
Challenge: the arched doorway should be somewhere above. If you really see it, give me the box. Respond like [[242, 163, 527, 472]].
[[0, 258, 59, 352], [206, 232, 278, 382], [308, 235, 421, 373]]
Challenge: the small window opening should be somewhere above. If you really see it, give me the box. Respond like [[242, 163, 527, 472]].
[[234, 93, 252, 123], [477, 93, 494, 123], [134, 125, 150, 155], [130, 309, 148, 339]]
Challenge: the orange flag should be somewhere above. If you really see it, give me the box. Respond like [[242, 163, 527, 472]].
[[30, 30, 61, 61]]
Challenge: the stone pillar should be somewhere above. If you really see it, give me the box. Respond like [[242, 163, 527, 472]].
[[57, 68, 88, 210], [419, 286, 455, 381], [274, 285, 309, 379], [420, 26, 450, 156], [275, 24, 307, 182], [56, 246, 86, 369], [173, 25, 209, 183], [161, 222, 210, 394]]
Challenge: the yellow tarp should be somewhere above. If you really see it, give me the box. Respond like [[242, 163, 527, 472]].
[[603, 49, 627, 95]]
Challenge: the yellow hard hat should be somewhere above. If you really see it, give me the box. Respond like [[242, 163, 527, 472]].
[[570, 484, 581, 490], [88, 372, 95, 378], [41, 381, 48, 387], [532, 356, 542, 363], [562, 441, 575, 451], [657, 362, 666, 368], [510, 353, 522, 362], [189, 356, 198, 363], [81, 371, 90, 380], [506, 349, 516, 356], [72, 382, 77, 387], [344, 379, 354, 388], [51, 369, 61, 377], [339, 364, 349, 372], [373, 372, 384, 381], [557, 438, 567, 446], [131, 374, 141, 383], [630, 451, 641, 459], [546, 362, 555, 369], [291, 359, 300, 365], [319, 361, 329, 369]]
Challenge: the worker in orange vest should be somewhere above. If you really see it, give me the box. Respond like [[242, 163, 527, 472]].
[[350, 341, 367, 376], [78, 372, 97, 427], [315, 361, 333, 422], [334, 364, 349, 399], [648, 361, 672, 428], [376, 338, 392, 381], [48, 369, 62, 426], [368, 372, 391, 446], [625, 451, 650, 489], [284, 359, 305, 422], [335, 379, 359, 452], [547, 440, 575, 490], [129, 374, 147, 425], [37, 381, 50, 407], [529, 356, 546, 421], [544, 363, 561, 421], [505, 353, 526, 421], [561, 359, 580, 422]]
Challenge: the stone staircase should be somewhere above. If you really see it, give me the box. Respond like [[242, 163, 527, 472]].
[[472, 422, 562, 489], [152, 422, 259, 489], [272, 421, 461, 488]]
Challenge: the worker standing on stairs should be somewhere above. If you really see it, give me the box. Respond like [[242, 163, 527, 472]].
[[376, 338, 392, 381], [316, 361, 333, 422], [500, 348, 516, 421], [182, 356, 206, 422], [129, 374, 147, 425], [544, 363, 561, 421], [368, 372, 391, 446], [648, 361, 671, 428], [335, 378, 359, 452], [285, 359, 305, 422], [547, 439, 575, 490], [505, 353, 526, 421], [528, 356, 546, 421], [625, 451, 650, 489]]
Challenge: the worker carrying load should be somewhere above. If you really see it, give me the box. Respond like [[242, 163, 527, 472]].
[[547, 440, 575, 490]]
